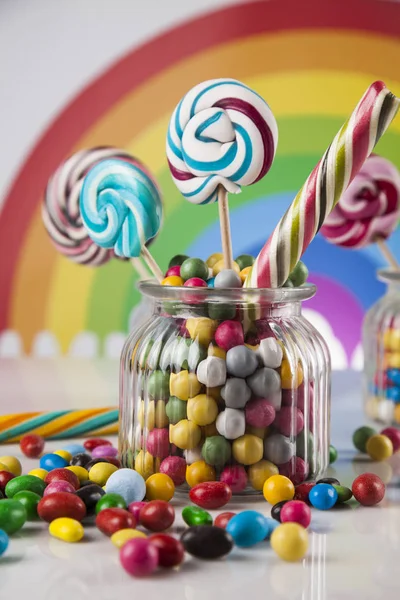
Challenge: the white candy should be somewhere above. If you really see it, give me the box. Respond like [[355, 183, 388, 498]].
[[377, 399, 395, 423], [196, 356, 227, 387], [247, 367, 282, 410], [184, 446, 203, 464], [257, 338, 283, 369], [216, 408, 246, 440], [264, 433, 294, 464], [221, 378, 251, 408]]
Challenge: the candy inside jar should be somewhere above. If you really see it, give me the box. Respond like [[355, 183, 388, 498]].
[[119, 283, 330, 494], [363, 270, 400, 424]]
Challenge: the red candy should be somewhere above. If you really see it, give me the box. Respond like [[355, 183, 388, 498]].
[[146, 429, 170, 459], [214, 511, 236, 529], [294, 482, 315, 503], [245, 398, 275, 427], [128, 501, 147, 522], [352, 473, 385, 506], [280, 500, 311, 528], [279, 457, 309, 485], [139, 500, 175, 532], [149, 533, 185, 568], [165, 265, 181, 278], [183, 277, 208, 287], [20, 434, 45, 458], [0, 471, 15, 493], [44, 481, 76, 496], [44, 468, 80, 490], [189, 481, 232, 509], [381, 427, 400, 453], [120, 538, 159, 577], [159, 456, 186, 487], [274, 407, 304, 436], [83, 438, 112, 452], [96, 507, 136, 536], [220, 466, 247, 493], [215, 321, 244, 351], [38, 492, 87, 522]]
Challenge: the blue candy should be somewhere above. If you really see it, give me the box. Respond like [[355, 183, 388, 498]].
[[207, 277, 215, 288], [264, 517, 279, 540], [387, 369, 400, 386], [226, 510, 271, 547], [105, 468, 146, 504], [309, 483, 338, 510], [39, 453, 69, 471], [386, 386, 400, 403], [0, 529, 9, 556], [61, 443, 87, 456]]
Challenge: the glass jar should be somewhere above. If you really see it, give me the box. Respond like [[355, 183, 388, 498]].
[[119, 282, 331, 494], [363, 270, 400, 424]]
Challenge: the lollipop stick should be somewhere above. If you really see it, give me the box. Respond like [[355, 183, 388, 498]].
[[375, 238, 400, 270], [218, 186, 234, 270], [139, 246, 164, 282], [131, 257, 153, 280]]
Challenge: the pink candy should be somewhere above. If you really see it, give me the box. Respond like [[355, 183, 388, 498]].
[[215, 320, 244, 351], [146, 428, 170, 459], [165, 265, 181, 278], [381, 427, 400, 453], [183, 277, 207, 287], [159, 456, 186, 486], [245, 397, 275, 427], [274, 406, 304, 437], [92, 445, 118, 459], [279, 456, 309, 485], [43, 481, 76, 496], [220, 465, 247, 493], [280, 500, 311, 528], [120, 538, 159, 577], [128, 501, 147, 522]]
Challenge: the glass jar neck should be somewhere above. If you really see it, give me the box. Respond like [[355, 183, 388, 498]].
[[153, 299, 304, 319]]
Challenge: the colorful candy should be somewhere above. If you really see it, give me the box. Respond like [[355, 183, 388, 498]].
[[95, 493, 127, 514], [0, 500, 27, 534], [111, 528, 147, 548], [308, 483, 338, 510], [13, 491, 41, 520], [5, 475, 46, 498], [44, 468, 80, 490], [49, 517, 84, 543], [181, 525, 234, 559], [366, 434, 393, 461], [139, 500, 175, 532], [270, 523, 308, 562], [0, 529, 9, 556], [145, 474, 175, 502], [189, 481, 232, 509], [352, 473, 385, 506], [149, 533, 185, 568], [182, 506, 213, 527], [76, 484, 105, 516], [352, 426, 377, 453], [0, 456, 22, 477], [89, 462, 119, 487], [263, 475, 295, 505], [37, 492, 86, 523], [214, 511, 236, 529], [226, 510, 270, 547], [280, 500, 311, 528], [96, 507, 136, 536]]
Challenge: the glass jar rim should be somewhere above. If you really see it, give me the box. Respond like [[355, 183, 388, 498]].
[[138, 281, 317, 303], [377, 269, 400, 284]]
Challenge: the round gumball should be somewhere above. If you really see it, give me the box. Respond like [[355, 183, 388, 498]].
[[168, 254, 189, 268], [139, 500, 175, 532], [215, 321, 244, 351], [245, 398, 275, 428], [380, 427, 400, 453], [280, 500, 311, 528], [235, 254, 255, 270], [226, 511, 271, 547], [214, 512, 236, 529], [180, 258, 209, 282], [120, 538, 159, 577], [149, 533, 184, 568], [214, 269, 242, 289], [309, 484, 338, 510], [294, 482, 315, 503], [329, 445, 338, 464], [352, 426, 377, 453], [352, 473, 385, 506], [263, 475, 295, 505], [186, 461, 216, 487], [145, 473, 175, 502], [95, 493, 127, 514], [366, 434, 393, 461], [165, 265, 181, 278], [128, 501, 147, 522], [274, 407, 304, 437], [279, 457, 309, 485], [159, 456, 186, 487], [184, 277, 208, 287], [220, 466, 247, 493], [0, 456, 22, 477], [270, 522, 308, 562], [226, 345, 258, 378], [201, 437, 232, 468], [271, 500, 288, 523], [0, 500, 27, 535], [105, 468, 146, 504], [20, 434, 45, 459]]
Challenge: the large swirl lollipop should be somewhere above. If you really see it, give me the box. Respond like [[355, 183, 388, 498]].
[[320, 155, 400, 268], [167, 78, 278, 269], [80, 158, 164, 281], [245, 81, 400, 288]]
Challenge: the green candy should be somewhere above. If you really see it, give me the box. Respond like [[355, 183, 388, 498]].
[[208, 302, 237, 320], [5, 475, 47, 499], [329, 445, 338, 464], [333, 485, 353, 504], [162, 301, 179, 316], [95, 493, 127, 514], [296, 431, 314, 461], [147, 370, 170, 400], [13, 491, 41, 520], [0, 499, 27, 534], [182, 506, 213, 526], [352, 426, 377, 453], [165, 397, 187, 424], [202, 436, 231, 467], [235, 254, 255, 271], [168, 254, 189, 268], [180, 258, 209, 282], [288, 261, 309, 287]]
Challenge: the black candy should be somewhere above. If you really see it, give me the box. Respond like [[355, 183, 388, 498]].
[[316, 477, 340, 486], [0, 490, 3, 499], [271, 500, 288, 522], [181, 526, 234, 559], [70, 453, 92, 468], [76, 483, 105, 516], [85, 458, 111, 471]]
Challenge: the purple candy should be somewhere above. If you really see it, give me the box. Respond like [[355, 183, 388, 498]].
[[128, 501, 147, 522], [120, 538, 159, 577], [92, 445, 118, 459], [44, 481, 76, 496]]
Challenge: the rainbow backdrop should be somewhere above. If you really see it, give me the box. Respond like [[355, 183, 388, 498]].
[[1, 0, 400, 362]]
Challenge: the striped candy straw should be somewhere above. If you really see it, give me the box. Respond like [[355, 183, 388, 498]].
[[0, 408, 118, 443], [245, 81, 400, 288]]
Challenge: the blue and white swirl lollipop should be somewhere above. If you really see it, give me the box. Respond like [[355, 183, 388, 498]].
[[80, 158, 164, 280], [167, 78, 278, 268]]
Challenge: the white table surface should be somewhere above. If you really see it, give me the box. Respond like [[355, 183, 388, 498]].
[[1, 371, 400, 600]]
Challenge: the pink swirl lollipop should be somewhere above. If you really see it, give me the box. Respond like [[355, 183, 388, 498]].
[[321, 155, 400, 267]]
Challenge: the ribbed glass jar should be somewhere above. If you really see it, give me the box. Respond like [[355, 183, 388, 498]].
[[363, 270, 400, 424], [119, 283, 331, 495]]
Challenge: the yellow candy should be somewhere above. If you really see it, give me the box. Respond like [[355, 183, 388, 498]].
[[245, 425, 268, 439], [385, 352, 400, 369], [135, 450, 155, 481], [187, 394, 218, 426], [207, 386, 223, 403], [89, 462, 118, 486], [186, 318, 218, 346], [232, 434, 263, 465], [208, 344, 226, 360], [395, 404, 400, 424], [271, 523, 308, 562], [263, 474, 295, 505], [280, 359, 304, 389], [206, 252, 223, 268], [138, 400, 155, 430], [155, 401, 169, 428], [213, 259, 240, 276], [146, 473, 175, 501], [366, 434, 393, 461], [28, 468, 48, 480], [202, 422, 219, 437], [239, 266, 252, 283], [66, 466, 89, 483], [186, 460, 216, 487], [0, 456, 22, 476], [383, 329, 400, 352], [161, 275, 184, 286], [169, 420, 201, 449], [111, 528, 147, 548], [54, 450, 72, 463], [248, 459, 279, 491], [49, 517, 84, 543], [169, 370, 202, 401]]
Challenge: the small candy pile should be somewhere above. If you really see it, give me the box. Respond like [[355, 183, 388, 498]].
[[352, 425, 400, 461], [366, 333, 400, 424]]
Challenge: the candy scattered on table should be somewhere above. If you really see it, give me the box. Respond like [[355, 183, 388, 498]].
[[270, 522, 308, 562], [181, 525, 234, 559], [49, 517, 84, 543], [352, 473, 385, 506]]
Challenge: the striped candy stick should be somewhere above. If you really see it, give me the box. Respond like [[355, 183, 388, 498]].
[[0, 408, 118, 443], [245, 81, 400, 288]]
